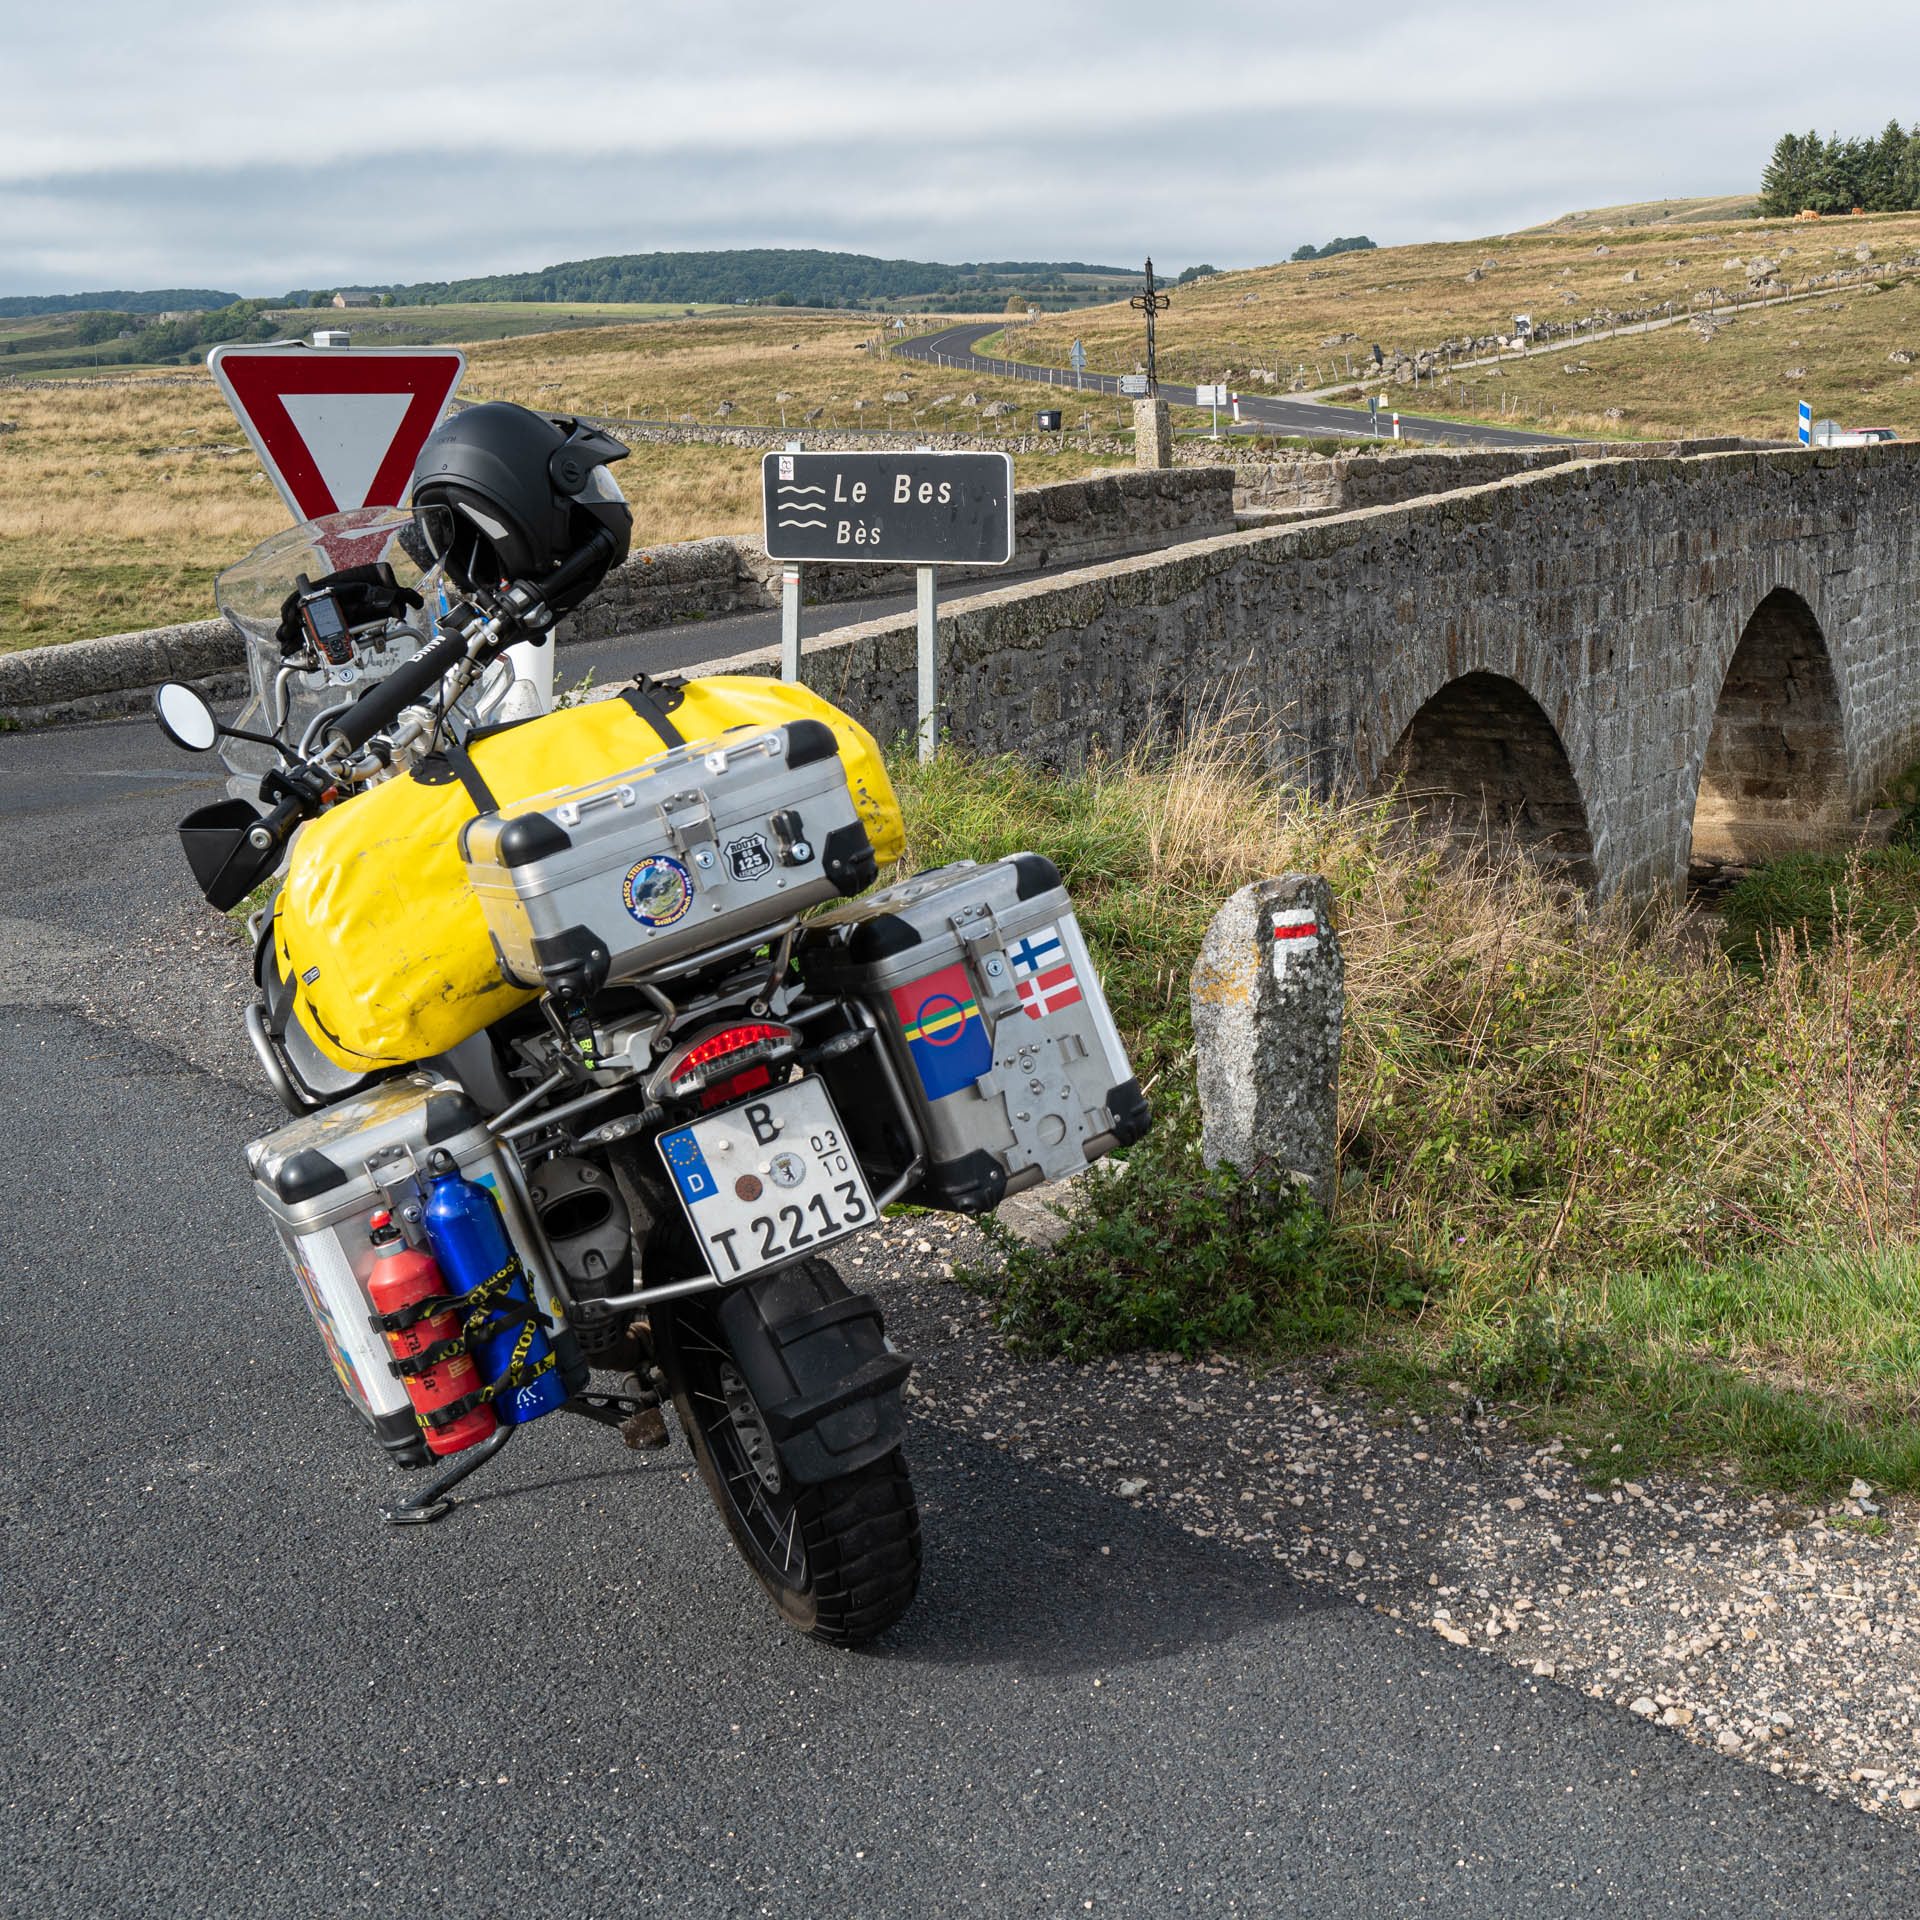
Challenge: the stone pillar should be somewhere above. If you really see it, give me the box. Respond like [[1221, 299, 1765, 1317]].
[[1189, 874, 1343, 1200], [1133, 397, 1172, 469]]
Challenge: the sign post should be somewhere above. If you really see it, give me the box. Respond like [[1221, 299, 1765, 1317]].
[[1070, 338, 1087, 390], [1367, 393, 1381, 437], [208, 340, 465, 523], [779, 439, 804, 678], [762, 449, 1014, 762], [1798, 400, 1813, 447], [916, 567, 939, 760]]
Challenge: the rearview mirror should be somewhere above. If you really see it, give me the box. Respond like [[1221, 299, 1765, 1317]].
[[153, 682, 220, 753]]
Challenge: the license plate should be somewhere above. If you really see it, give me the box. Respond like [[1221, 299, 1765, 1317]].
[[656, 1078, 877, 1282]]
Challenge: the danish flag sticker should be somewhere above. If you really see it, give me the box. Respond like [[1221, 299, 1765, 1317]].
[[208, 342, 466, 524], [1007, 924, 1084, 1019]]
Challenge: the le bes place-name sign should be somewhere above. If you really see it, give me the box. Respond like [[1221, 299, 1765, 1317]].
[[761, 450, 1014, 567]]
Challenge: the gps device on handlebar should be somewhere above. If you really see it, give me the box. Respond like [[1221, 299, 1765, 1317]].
[[299, 587, 354, 665]]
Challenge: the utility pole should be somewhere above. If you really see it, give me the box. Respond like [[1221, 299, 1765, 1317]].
[[1130, 258, 1170, 395]]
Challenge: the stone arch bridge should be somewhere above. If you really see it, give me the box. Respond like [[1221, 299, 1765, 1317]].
[[763, 444, 1920, 898]]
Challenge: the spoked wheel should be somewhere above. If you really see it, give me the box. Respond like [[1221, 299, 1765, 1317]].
[[657, 1267, 920, 1647]]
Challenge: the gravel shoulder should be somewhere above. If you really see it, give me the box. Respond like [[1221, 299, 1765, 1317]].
[[861, 1210, 1920, 1829], [27, 750, 1917, 1840]]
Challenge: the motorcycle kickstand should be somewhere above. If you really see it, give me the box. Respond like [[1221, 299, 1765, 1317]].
[[382, 1422, 516, 1527]]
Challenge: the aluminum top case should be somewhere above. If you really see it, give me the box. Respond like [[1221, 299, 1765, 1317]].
[[800, 854, 1149, 1214], [460, 717, 877, 994], [246, 1073, 565, 1464]]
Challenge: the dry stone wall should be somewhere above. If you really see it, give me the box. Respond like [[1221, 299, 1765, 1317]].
[[0, 467, 1234, 725], [1219, 438, 1772, 517], [564, 466, 1236, 640]]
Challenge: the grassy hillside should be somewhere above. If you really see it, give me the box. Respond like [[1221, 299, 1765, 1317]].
[[359, 248, 1142, 314], [458, 312, 1142, 434], [0, 314, 1119, 650], [0, 301, 734, 380], [1014, 208, 1920, 441], [1521, 193, 1761, 233]]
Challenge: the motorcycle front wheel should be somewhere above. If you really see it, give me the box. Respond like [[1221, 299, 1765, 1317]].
[[657, 1268, 921, 1647]]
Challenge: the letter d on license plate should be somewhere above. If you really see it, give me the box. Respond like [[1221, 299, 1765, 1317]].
[[657, 1078, 876, 1281]]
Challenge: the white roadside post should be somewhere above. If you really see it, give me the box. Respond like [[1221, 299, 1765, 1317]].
[[780, 565, 803, 682], [916, 565, 939, 762], [779, 440, 803, 682]]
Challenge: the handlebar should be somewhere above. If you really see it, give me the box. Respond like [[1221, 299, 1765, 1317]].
[[245, 792, 309, 854], [325, 628, 470, 754], [533, 527, 617, 616]]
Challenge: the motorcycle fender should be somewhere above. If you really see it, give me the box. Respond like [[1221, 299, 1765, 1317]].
[[714, 1261, 911, 1486]]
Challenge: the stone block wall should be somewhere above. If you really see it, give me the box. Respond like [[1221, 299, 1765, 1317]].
[[686, 443, 1920, 901], [1220, 438, 1773, 517], [0, 618, 247, 727], [563, 465, 1236, 640]]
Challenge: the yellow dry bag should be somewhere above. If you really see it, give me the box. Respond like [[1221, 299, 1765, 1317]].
[[275, 678, 903, 1072]]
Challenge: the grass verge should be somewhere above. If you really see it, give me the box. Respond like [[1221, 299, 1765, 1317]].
[[886, 729, 1920, 1495]]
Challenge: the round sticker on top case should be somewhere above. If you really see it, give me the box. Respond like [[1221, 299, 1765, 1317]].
[[622, 853, 694, 928]]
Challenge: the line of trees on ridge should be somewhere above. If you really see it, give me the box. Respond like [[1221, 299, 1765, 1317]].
[[1759, 124, 1920, 216]]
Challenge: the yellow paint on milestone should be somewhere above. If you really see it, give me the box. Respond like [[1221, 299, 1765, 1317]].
[[277, 678, 903, 1072]]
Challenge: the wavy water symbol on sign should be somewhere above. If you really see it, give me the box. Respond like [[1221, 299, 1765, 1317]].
[[775, 481, 829, 529]]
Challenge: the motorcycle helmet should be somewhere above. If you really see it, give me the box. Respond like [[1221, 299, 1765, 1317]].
[[409, 402, 632, 614]]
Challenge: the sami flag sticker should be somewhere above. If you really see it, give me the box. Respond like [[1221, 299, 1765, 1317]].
[[892, 963, 994, 1102], [660, 1127, 720, 1205]]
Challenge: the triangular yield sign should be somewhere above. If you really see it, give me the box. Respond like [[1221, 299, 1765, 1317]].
[[209, 343, 466, 523]]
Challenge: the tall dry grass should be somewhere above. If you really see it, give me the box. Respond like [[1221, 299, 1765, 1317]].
[[0, 353, 1116, 648], [891, 724, 1920, 1288], [898, 724, 1920, 1475]]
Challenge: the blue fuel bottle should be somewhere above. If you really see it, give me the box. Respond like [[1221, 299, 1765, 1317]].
[[422, 1153, 579, 1426]]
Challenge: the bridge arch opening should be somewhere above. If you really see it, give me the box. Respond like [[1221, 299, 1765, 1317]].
[[1690, 588, 1851, 872], [1372, 671, 1596, 887]]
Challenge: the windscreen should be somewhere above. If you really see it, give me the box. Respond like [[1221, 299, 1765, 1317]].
[[214, 507, 447, 787]]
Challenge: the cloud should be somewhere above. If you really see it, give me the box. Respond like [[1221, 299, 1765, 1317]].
[[3, 0, 1918, 292]]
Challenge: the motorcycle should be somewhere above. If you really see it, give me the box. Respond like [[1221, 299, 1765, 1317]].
[[152, 403, 1148, 1646]]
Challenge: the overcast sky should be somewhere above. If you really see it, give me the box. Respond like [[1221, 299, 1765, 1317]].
[[6, 1, 1919, 295]]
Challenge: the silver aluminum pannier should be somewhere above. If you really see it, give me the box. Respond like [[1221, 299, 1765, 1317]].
[[800, 855, 1149, 1214], [461, 718, 877, 993]]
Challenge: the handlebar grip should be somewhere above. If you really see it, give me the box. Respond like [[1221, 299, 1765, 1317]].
[[246, 793, 308, 853], [527, 528, 616, 619], [325, 629, 470, 753]]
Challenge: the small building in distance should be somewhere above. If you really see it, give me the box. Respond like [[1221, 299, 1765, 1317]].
[[331, 291, 378, 308]]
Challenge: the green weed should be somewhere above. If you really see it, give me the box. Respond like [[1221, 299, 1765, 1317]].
[[959, 1088, 1423, 1362], [889, 730, 1920, 1495]]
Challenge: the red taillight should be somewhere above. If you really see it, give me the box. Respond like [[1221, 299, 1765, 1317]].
[[651, 1022, 796, 1104]]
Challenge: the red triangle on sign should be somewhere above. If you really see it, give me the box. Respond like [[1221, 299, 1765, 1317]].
[[209, 344, 466, 523]]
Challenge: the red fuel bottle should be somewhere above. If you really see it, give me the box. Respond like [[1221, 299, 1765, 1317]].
[[367, 1210, 496, 1457]]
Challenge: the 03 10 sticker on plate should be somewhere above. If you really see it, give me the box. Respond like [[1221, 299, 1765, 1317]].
[[656, 1078, 876, 1280]]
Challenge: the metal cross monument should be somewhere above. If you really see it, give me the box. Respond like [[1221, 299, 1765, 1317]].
[[1130, 258, 1170, 395]]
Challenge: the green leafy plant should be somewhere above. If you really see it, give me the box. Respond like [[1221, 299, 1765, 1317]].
[[959, 1088, 1423, 1362]]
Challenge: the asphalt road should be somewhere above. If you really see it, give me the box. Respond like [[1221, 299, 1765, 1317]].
[[4, 713, 1918, 1916], [898, 322, 1576, 452]]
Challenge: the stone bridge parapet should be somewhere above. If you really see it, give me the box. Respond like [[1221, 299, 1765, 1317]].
[[686, 442, 1920, 899]]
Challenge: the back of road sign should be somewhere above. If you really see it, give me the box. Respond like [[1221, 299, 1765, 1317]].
[[209, 342, 466, 523]]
